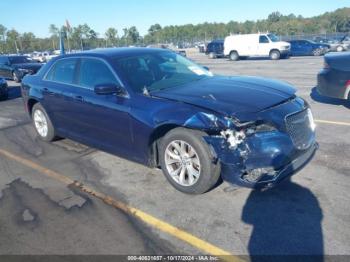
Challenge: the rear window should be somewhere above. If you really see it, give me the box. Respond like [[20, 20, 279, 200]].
[[45, 58, 78, 84]]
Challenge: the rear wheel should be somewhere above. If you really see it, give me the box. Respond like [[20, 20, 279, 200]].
[[229, 51, 239, 61], [269, 50, 281, 60], [32, 103, 56, 142], [312, 48, 322, 56], [159, 128, 221, 194]]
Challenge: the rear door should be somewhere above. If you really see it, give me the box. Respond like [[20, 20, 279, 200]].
[[42, 57, 80, 130]]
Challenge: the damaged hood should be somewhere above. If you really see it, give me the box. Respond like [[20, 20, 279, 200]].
[[152, 76, 296, 117]]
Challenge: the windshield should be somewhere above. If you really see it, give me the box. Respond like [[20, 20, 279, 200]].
[[267, 34, 280, 42], [112, 51, 213, 93], [9, 56, 32, 64]]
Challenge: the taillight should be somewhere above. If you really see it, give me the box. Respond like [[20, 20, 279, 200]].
[[346, 80, 350, 87]]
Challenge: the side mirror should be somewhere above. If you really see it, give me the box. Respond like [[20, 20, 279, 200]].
[[94, 83, 124, 95]]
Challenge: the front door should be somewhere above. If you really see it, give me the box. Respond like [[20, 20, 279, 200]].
[[257, 35, 271, 56], [65, 57, 132, 156]]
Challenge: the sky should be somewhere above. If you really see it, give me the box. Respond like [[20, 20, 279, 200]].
[[0, 0, 348, 37]]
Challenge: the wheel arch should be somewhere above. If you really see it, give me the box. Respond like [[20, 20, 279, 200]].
[[269, 49, 280, 55], [27, 98, 39, 117], [147, 123, 181, 167]]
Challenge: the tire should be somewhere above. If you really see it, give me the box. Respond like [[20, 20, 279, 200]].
[[312, 48, 322, 56], [208, 52, 216, 59], [12, 71, 20, 83], [159, 128, 221, 194], [229, 51, 239, 61], [32, 103, 56, 142], [269, 50, 280, 60], [0, 93, 8, 101], [336, 46, 344, 52]]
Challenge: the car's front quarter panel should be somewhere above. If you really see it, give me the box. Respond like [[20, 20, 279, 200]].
[[129, 94, 220, 165]]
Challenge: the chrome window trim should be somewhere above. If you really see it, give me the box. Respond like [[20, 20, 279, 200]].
[[42, 56, 130, 98]]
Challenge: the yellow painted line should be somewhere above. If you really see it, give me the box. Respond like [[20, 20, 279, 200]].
[[0, 148, 242, 262], [315, 119, 350, 127]]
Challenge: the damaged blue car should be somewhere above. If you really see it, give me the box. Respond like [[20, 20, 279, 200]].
[[21, 48, 317, 194]]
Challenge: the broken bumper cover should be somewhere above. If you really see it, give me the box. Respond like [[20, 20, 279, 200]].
[[205, 131, 318, 189], [222, 142, 317, 188]]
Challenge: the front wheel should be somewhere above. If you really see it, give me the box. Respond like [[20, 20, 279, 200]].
[[269, 50, 281, 60], [159, 128, 221, 194], [32, 103, 56, 142], [336, 46, 344, 52], [12, 71, 20, 83], [208, 52, 216, 59]]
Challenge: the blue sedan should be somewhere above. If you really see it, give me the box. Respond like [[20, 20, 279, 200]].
[[289, 40, 330, 56], [21, 48, 317, 194]]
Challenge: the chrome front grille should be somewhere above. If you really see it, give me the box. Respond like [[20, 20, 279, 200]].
[[285, 109, 315, 150]]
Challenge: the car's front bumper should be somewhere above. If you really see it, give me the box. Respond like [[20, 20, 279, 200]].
[[317, 69, 348, 99], [219, 141, 318, 188], [204, 103, 317, 189]]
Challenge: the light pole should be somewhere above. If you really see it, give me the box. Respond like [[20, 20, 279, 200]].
[[59, 31, 65, 55]]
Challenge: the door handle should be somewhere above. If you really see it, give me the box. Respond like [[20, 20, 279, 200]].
[[74, 95, 84, 102]]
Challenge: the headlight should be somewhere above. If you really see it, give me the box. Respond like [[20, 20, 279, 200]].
[[307, 108, 316, 132], [18, 68, 30, 73], [246, 123, 277, 135]]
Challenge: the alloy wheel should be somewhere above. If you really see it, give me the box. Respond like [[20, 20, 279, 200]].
[[164, 140, 201, 187], [33, 109, 48, 137]]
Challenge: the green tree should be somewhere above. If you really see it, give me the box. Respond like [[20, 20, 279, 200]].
[[49, 24, 59, 49], [0, 24, 7, 53], [6, 29, 20, 53], [105, 27, 118, 46]]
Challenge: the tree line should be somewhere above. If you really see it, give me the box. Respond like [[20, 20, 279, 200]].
[[0, 7, 349, 54]]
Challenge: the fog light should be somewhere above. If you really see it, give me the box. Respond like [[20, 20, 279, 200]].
[[242, 167, 276, 183]]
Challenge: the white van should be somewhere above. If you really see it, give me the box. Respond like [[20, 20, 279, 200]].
[[224, 33, 290, 61]]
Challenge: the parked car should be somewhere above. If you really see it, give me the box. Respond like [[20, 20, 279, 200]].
[[313, 37, 348, 52], [0, 55, 43, 82], [206, 40, 224, 59], [0, 77, 8, 100], [317, 52, 350, 100], [21, 48, 317, 194], [224, 33, 290, 61], [288, 40, 330, 56], [32, 51, 51, 63]]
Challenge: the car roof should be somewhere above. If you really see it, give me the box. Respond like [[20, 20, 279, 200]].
[[60, 47, 170, 59]]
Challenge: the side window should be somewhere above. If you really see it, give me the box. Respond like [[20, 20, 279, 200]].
[[259, 36, 269, 44], [78, 58, 117, 89], [45, 58, 77, 84], [0, 56, 8, 64]]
